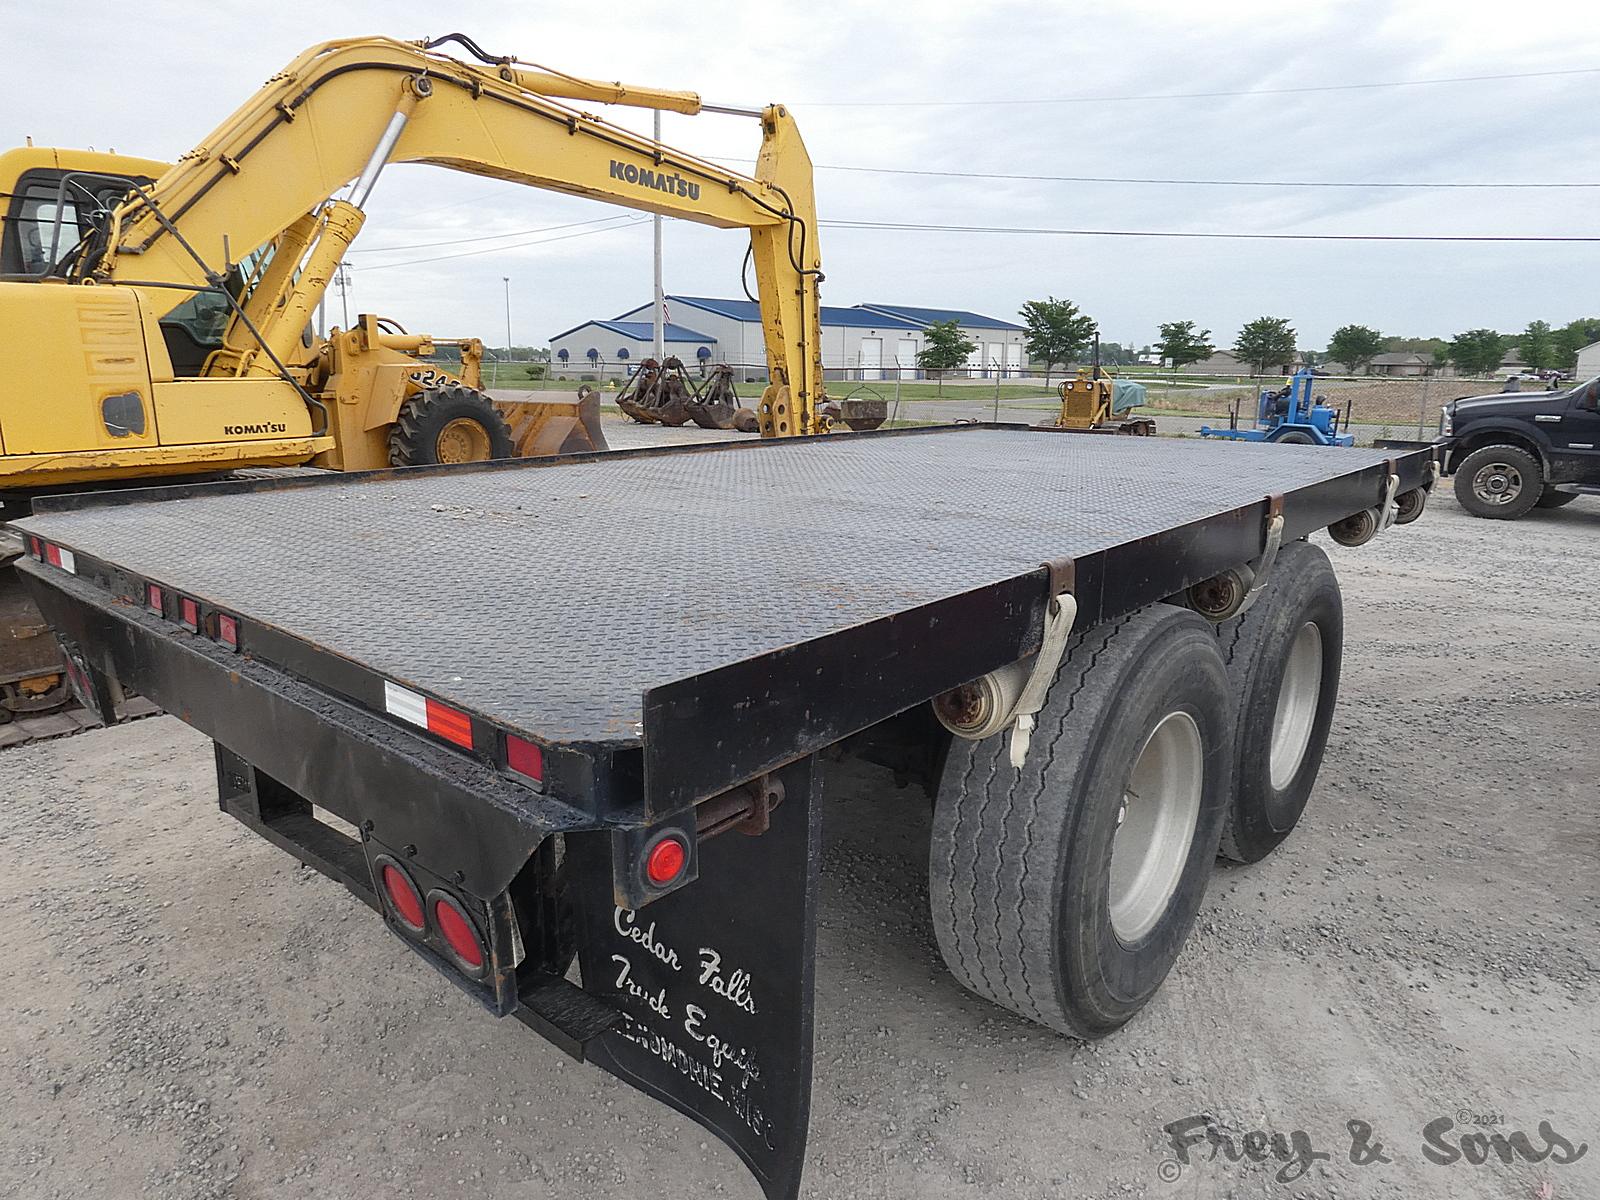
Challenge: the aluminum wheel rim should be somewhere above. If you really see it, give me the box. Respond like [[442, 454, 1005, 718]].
[[1109, 711, 1203, 943], [1270, 622, 1323, 791], [1471, 462, 1524, 506], [437, 417, 492, 463]]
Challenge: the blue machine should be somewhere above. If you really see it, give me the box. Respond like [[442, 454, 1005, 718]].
[[1199, 369, 1353, 446]]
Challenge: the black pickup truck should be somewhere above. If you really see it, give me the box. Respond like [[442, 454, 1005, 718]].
[[1439, 376, 1600, 519], [14, 426, 1436, 1200]]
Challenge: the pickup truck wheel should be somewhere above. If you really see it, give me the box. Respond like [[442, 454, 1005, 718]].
[[1535, 487, 1579, 509], [1453, 444, 1542, 519], [1214, 540, 1342, 863], [929, 605, 1231, 1039], [388, 383, 515, 467]]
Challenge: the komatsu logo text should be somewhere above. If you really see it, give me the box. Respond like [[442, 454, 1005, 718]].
[[610, 160, 701, 201], [224, 423, 288, 436]]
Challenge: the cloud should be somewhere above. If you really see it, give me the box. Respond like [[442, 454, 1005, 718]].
[[16, 0, 1600, 355]]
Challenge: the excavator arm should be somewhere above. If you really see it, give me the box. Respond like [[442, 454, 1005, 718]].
[[93, 35, 827, 436]]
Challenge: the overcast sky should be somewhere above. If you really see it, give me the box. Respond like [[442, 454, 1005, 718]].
[[15, 0, 1600, 357]]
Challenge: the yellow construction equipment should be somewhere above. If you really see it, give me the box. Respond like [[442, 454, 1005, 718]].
[[1047, 369, 1155, 436], [0, 32, 855, 719]]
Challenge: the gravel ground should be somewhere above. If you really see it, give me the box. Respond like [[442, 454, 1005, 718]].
[[0, 490, 1595, 1200]]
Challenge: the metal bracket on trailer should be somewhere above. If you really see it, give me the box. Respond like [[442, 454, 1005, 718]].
[[1378, 464, 1402, 531], [931, 558, 1079, 770], [1234, 495, 1285, 619]]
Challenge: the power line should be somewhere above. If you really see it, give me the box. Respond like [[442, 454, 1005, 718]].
[[355, 217, 651, 271], [350, 213, 639, 254], [704, 153, 1598, 189], [819, 218, 1600, 243], [798, 65, 1600, 107], [806, 162, 1600, 190]]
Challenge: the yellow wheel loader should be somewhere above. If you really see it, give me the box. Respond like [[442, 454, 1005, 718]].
[[0, 32, 864, 721]]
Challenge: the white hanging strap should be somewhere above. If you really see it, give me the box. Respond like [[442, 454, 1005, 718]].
[[1378, 470, 1401, 530], [1007, 589, 1079, 769]]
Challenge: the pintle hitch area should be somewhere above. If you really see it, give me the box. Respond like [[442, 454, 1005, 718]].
[[932, 559, 1078, 769], [1181, 495, 1285, 623]]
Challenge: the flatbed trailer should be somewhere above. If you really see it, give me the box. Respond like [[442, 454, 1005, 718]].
[[15, 425, 1437, 1199]]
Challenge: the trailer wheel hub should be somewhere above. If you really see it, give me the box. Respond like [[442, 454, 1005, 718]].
[[1108, 710, 1203, 944]]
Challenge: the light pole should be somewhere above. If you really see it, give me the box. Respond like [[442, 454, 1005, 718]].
[[652, 111, 664, 360], [496, 275, 511, 387]]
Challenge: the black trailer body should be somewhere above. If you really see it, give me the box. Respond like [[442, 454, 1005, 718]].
[[14, 425, 1436, 1199]]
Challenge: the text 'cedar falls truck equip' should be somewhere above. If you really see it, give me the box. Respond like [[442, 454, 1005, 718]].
[[17, 427, 1436, 1199]]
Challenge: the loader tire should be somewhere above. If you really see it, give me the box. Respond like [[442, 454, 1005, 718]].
[[1213, 540, 1343, 864], [929, 605, 1232, 1039], [388, 383, 514, 467]]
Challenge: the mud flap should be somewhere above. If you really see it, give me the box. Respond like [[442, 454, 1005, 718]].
[[569, 757, 822, 1200]]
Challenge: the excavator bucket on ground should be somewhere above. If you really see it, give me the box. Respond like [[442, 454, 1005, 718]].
[[616, 358, 695, 427], [685, 364, 743, 430], [494, 386, 610, 456]]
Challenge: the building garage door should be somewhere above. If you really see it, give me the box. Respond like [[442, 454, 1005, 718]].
[[895, 338, 918, 380], [985, 343, 1003, 377], [1005, 343, 1024, 376], [859, 337, 883, 380]]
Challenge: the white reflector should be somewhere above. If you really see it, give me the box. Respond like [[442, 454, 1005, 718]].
[[383, 680, 428, 727]]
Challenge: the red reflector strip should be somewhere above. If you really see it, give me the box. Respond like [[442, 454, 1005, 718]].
[[43, 544, 75, 573], [216, 614, 239, 650], [179, 597, 200, 631], [146, 584, 164, 615], [424, 698, 474, 749], [505, 734, 544, 784], [26, 536, 42, 560], [382, 681, 473, 750]]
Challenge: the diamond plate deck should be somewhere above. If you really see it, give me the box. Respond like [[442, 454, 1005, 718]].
[[17, 427, 1422, 748]]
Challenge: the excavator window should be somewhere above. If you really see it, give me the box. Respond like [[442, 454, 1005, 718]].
[[0, 169, 144, 277]]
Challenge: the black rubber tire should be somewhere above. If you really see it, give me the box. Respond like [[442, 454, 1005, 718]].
[[929, 605, 1232, 1039], [1394, 487, 1427, 524], [1275, 430, 1316, 445], [387, 383, 514, 467], [1535, 487, 1579, 509], [1453, 444, 1542, 519], [1213, 540, 1343, 864]]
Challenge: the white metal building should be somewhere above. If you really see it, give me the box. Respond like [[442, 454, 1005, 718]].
[[547, 318, 718, 380], [1577, 340, 1600, 380], [550, 296, 1028, 381], [855, 304, 1027, 378]]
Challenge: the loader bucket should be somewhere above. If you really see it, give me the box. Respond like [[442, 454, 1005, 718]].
[[494, 389, 610, 457]]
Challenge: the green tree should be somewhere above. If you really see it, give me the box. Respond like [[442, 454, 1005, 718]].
[[1020, 297, 1097, 384], [1156, 320, 1215, 371], [1519, 320, 1554, 371], [915, 319, 978, 393], [1234, 316, 1297, 376], [1448, 328, 1506, 377], [1552, 317, 1600, 371], [1327, 324, 1385, 374]]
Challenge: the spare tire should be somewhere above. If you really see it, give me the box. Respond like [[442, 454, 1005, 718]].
[[1213, 540, 1343, 863]]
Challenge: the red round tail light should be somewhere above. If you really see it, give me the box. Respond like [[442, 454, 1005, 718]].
[[431, 894, 485, 971], [378, 862, 425, 932], [645, 835, 688, 887]]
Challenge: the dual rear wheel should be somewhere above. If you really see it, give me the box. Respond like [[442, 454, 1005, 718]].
[[929, 541, 1342, 1038]]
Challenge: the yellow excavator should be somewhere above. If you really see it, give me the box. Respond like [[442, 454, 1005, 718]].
[[0, 32, 859, 722]]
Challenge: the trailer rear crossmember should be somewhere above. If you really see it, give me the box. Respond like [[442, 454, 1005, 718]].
[[15, 425, 1437, 1198]]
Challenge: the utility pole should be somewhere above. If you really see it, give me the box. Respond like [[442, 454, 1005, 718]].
[[335, 263, 351, 328], [652, 110, 665, 361]]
